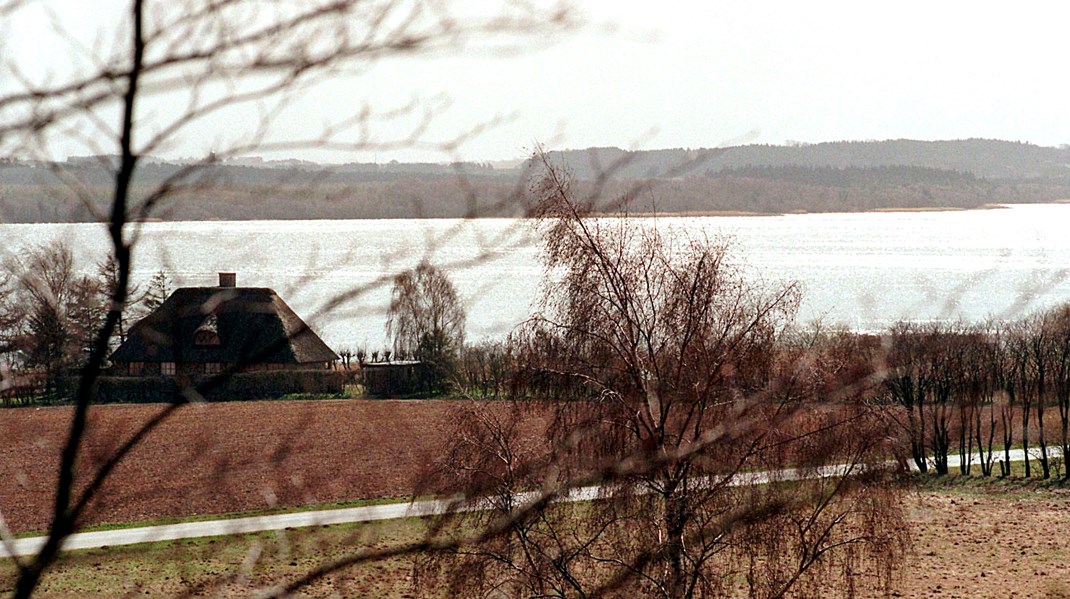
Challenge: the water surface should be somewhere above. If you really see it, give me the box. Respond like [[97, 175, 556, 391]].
[[2, 204, 1068, 349]]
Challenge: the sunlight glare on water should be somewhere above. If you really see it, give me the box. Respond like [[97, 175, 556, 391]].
[[2, 204, 1068, 348]]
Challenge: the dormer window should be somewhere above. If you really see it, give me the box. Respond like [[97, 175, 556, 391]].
[[194, 314, 221, 346], [194, 330, 221, 346]]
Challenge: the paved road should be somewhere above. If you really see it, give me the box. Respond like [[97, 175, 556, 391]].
[[0, 447, 1047, 559], [1, 499, 457, 559], [940, 447, 1044, 469]]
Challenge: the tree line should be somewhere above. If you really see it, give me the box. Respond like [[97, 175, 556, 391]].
[[716, 165, 978, 187], [426, 283, 1070, 484], [883, 311, 1070, 479], [11, 143, 1070, 223], [9, 171, 1070, 222], [539, 139, 1070, 180], [0, 242, 170, 404]]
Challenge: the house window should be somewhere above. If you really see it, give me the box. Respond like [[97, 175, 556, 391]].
[[205, 362, 222, 375], [129, 362, 143, 376], [161, 362, 176, 376]]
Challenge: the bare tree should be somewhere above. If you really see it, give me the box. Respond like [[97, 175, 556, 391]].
[[1007, 324, 1034, 477], [1047, 305, 1070, 479], [1, 241, 106, 398], [1023, 314, 1053, 478], [415, 157, 908, 598], [926, 324, 972, 476], [0, 272, 18, 356], [993, 322, 1020, 477], [456, 339, 514, 398], [386, 260, 466, 393], [387, 262, 466, 355], [969, 323, 1000, 477], [886, 322, 930, 473], [96, 254, 144, 348]]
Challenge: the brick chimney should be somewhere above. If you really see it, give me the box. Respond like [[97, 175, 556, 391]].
[[218, 272, 236, 288]]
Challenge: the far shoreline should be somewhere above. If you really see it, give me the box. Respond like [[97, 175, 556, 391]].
[[3, 200, 1067, 226], [591, 203, 1016, 218]]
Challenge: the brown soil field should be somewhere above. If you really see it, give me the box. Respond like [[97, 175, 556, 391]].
[[895, 484, 1070, 598], [0, 398, 878, 535], [0, 399, 543, 534]]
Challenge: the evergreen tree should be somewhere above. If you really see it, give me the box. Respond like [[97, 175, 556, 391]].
[[96, 255, 142, 347], [142, 270, 173, 313]]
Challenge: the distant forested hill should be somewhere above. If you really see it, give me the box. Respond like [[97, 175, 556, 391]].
[[0, 160, 526, 222], [2, 139, 1070, 222], [540, 139, 1070, 180]]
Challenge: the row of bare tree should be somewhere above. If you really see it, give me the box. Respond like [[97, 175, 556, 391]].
[[449, 303, 1070, 485], [884, 309, 1070, 479]]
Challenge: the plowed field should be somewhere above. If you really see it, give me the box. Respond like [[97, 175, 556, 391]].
[[0, 400, 526, 534]]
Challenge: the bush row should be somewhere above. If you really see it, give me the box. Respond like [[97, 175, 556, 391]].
[[93, 370, 345, 403]]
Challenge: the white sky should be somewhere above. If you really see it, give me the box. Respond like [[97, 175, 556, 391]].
[[5, 1, 1070, 162]]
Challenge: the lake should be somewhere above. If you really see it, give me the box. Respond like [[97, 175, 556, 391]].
[[2, 203, 1069, 349]]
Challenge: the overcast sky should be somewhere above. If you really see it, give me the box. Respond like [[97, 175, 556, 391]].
[[417, 0, 1070, 162], [5, 1, 1070, 162]]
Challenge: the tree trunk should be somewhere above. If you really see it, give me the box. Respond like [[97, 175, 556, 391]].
[[1038, 400, 1050, 479], [1061, 396, 1070, 481], [912, 396, 928, 473], [664, 490, 690, 599], [931, 402, 950, 475], [1023, 399, 1032, 478], [1000, 404, 1013, 478]]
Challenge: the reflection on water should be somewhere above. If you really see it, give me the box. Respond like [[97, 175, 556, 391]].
[[2, 204, 1069, 348]]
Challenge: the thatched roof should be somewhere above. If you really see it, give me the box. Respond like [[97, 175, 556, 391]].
[[110, 287, 338, 364]]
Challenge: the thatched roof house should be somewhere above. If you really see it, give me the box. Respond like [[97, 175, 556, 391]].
[[110, 273, 338, 377]]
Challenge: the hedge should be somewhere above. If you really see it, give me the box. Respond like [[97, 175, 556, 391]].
[[94, 370, 345, 404]]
